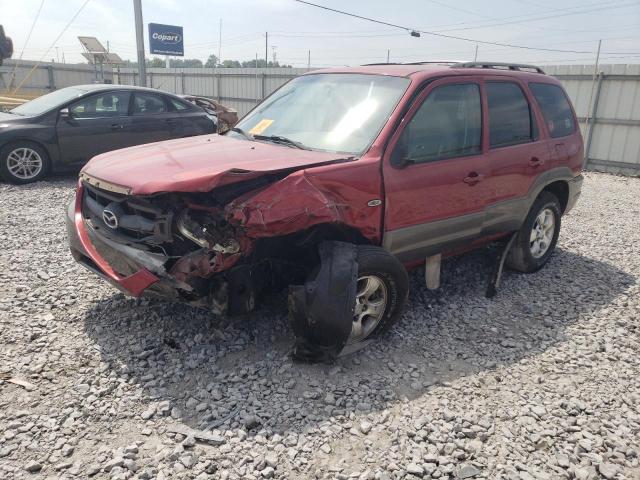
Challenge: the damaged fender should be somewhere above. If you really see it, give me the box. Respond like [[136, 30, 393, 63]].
[[289, 241, 358, 361]]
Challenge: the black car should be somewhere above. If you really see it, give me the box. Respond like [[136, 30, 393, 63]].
[[0, 84, 216, 184]]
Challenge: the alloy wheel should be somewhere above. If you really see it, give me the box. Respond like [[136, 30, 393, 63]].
[[529, 208, 555, 258], [348, 275, 388, 345], [6, 147, 43, 180]]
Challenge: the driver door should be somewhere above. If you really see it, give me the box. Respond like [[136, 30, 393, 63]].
[[56, 90, 132, 165], [382, 77, 490, 262]]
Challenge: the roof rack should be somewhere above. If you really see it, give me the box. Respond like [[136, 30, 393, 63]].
[[451, 61, 545, 74], [361, 60, 463, 66]]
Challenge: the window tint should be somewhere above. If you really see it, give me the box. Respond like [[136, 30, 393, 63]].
[[132, 93, 167, 115], [529, 83, 575, 138], [398, 83, 481, 163], [170, 98, 189, 111], [69, 91, 130, 118], [486, 82, 533, 148]]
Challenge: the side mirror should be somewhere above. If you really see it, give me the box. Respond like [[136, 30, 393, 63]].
[[60, 108, 72, 121]]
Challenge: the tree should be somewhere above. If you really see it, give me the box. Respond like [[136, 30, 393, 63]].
[[204, 54, 218, 68], [222, 59, 241, 68]]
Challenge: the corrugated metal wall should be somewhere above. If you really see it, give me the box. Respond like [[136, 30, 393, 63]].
[[114, 67, 307, 117], [2, 60, 639, 175], [546, 64, 640, 175], [0, 59, 111, 95]]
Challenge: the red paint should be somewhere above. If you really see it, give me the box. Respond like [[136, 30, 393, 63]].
[[81, 134, 352, 195], [74, 182, 159, 296]]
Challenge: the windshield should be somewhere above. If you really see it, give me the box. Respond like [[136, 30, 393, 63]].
[[11, 87, 86, 116], [233, 73, 410, 155]]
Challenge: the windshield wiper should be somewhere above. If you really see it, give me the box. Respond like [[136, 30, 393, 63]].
[[231, 126, 254, 140], [253, 134, 309, 150]]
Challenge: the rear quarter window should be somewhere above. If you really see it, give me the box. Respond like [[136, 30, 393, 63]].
[[529, 83, 576, 138]]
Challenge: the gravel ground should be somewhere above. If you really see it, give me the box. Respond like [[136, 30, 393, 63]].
[[0, 172, 639, 480]]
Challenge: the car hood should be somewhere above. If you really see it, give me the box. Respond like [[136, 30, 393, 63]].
[[81, 134, 353, 195], [0, 111, 27, 123]]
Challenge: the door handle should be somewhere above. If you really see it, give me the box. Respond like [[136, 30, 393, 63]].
[[165, 118, 177, 123], [529, 156, 544, 167], [463, 172, 484, 185], [110, 124, 124, 130]]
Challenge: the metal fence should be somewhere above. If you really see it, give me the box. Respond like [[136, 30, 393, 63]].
[[0, 59, 111, 95], [546, 64, 640, 176], [1, 60, 639, 175], [114, 67, 307, 117]]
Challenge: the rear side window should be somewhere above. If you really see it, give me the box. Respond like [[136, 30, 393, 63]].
[[132, 93, 168, 115], [529, 83, 575, 138], [399, 83, 482, 163], [486, 82, 534, 148], [170, 98, 190, 111]]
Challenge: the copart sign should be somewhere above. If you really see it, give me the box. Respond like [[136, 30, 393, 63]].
[[148, 23, 184, 56]]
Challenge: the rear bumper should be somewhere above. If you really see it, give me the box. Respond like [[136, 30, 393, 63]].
[[66, 184, 162, 298], [565, 174, 583, 214]]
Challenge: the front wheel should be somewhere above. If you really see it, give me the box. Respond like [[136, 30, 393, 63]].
[[347, 245, 409, 344], [506, 191, 561, 273], [0, 141, 50, 184]]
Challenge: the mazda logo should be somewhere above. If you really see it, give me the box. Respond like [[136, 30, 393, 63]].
[[102, 209, 118, 229]]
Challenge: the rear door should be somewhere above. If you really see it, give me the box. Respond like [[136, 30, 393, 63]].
[[382, 76, 490, 262], [129, 91, 172, 144], [482, 78, 551, 232], [56, 90, 132, 165]]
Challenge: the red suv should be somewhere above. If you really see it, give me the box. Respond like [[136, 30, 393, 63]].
[[66, 62, 583, 359]]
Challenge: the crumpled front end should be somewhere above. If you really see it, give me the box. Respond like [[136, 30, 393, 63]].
[[67, 154, 382, 317], [66, 178, 255, 314]]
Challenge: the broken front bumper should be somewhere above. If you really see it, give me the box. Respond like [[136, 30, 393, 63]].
[[65, 185, 175, 299]]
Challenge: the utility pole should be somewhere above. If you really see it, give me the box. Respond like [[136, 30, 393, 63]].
[[133, 0, 146, 86], [584, 39, 602, 158], [272, 45, 277, 65], [265, 32, 268, 67], [218, 19, 222, 66], [307, 50, 311, 70], [55, 46, 59, 63], [474, 44, 478, 61], [386, 49, 390, 63]]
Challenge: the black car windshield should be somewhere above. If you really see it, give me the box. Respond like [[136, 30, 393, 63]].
[[10, 87, 86, 116], [232, 73, 410, 155]]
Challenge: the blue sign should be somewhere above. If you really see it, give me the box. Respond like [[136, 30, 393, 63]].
[[148, 23, 184, 56]]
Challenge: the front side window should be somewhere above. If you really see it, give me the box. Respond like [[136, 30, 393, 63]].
[[233, 73, 410, 155], [70, 91, 130, 119], [132, 93, 168, 115], [486, 82, 534, 148], [529, 83, 576, 138], [396, 83, 482, 163]]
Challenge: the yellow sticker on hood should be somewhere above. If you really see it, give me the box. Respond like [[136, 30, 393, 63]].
[[249, 119, 274, 135]]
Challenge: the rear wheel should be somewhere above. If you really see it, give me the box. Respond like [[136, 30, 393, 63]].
[[506, 191, 561, 273], [0, 141, 50, 184], [347, 245, 409, 344]]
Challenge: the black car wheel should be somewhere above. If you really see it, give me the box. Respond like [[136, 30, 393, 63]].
[[0, 141, 50, 184], [506, 191, 562, 273]]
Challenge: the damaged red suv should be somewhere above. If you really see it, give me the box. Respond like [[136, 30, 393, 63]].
[[67, 62, 583, 359]]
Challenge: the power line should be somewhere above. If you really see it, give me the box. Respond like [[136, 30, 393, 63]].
[[7, 0, 46, 90], [293, 0, 640, 55], [13, 0, 92, 93]]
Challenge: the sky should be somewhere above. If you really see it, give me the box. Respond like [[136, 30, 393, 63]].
[[3, 0, 640, 67]]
